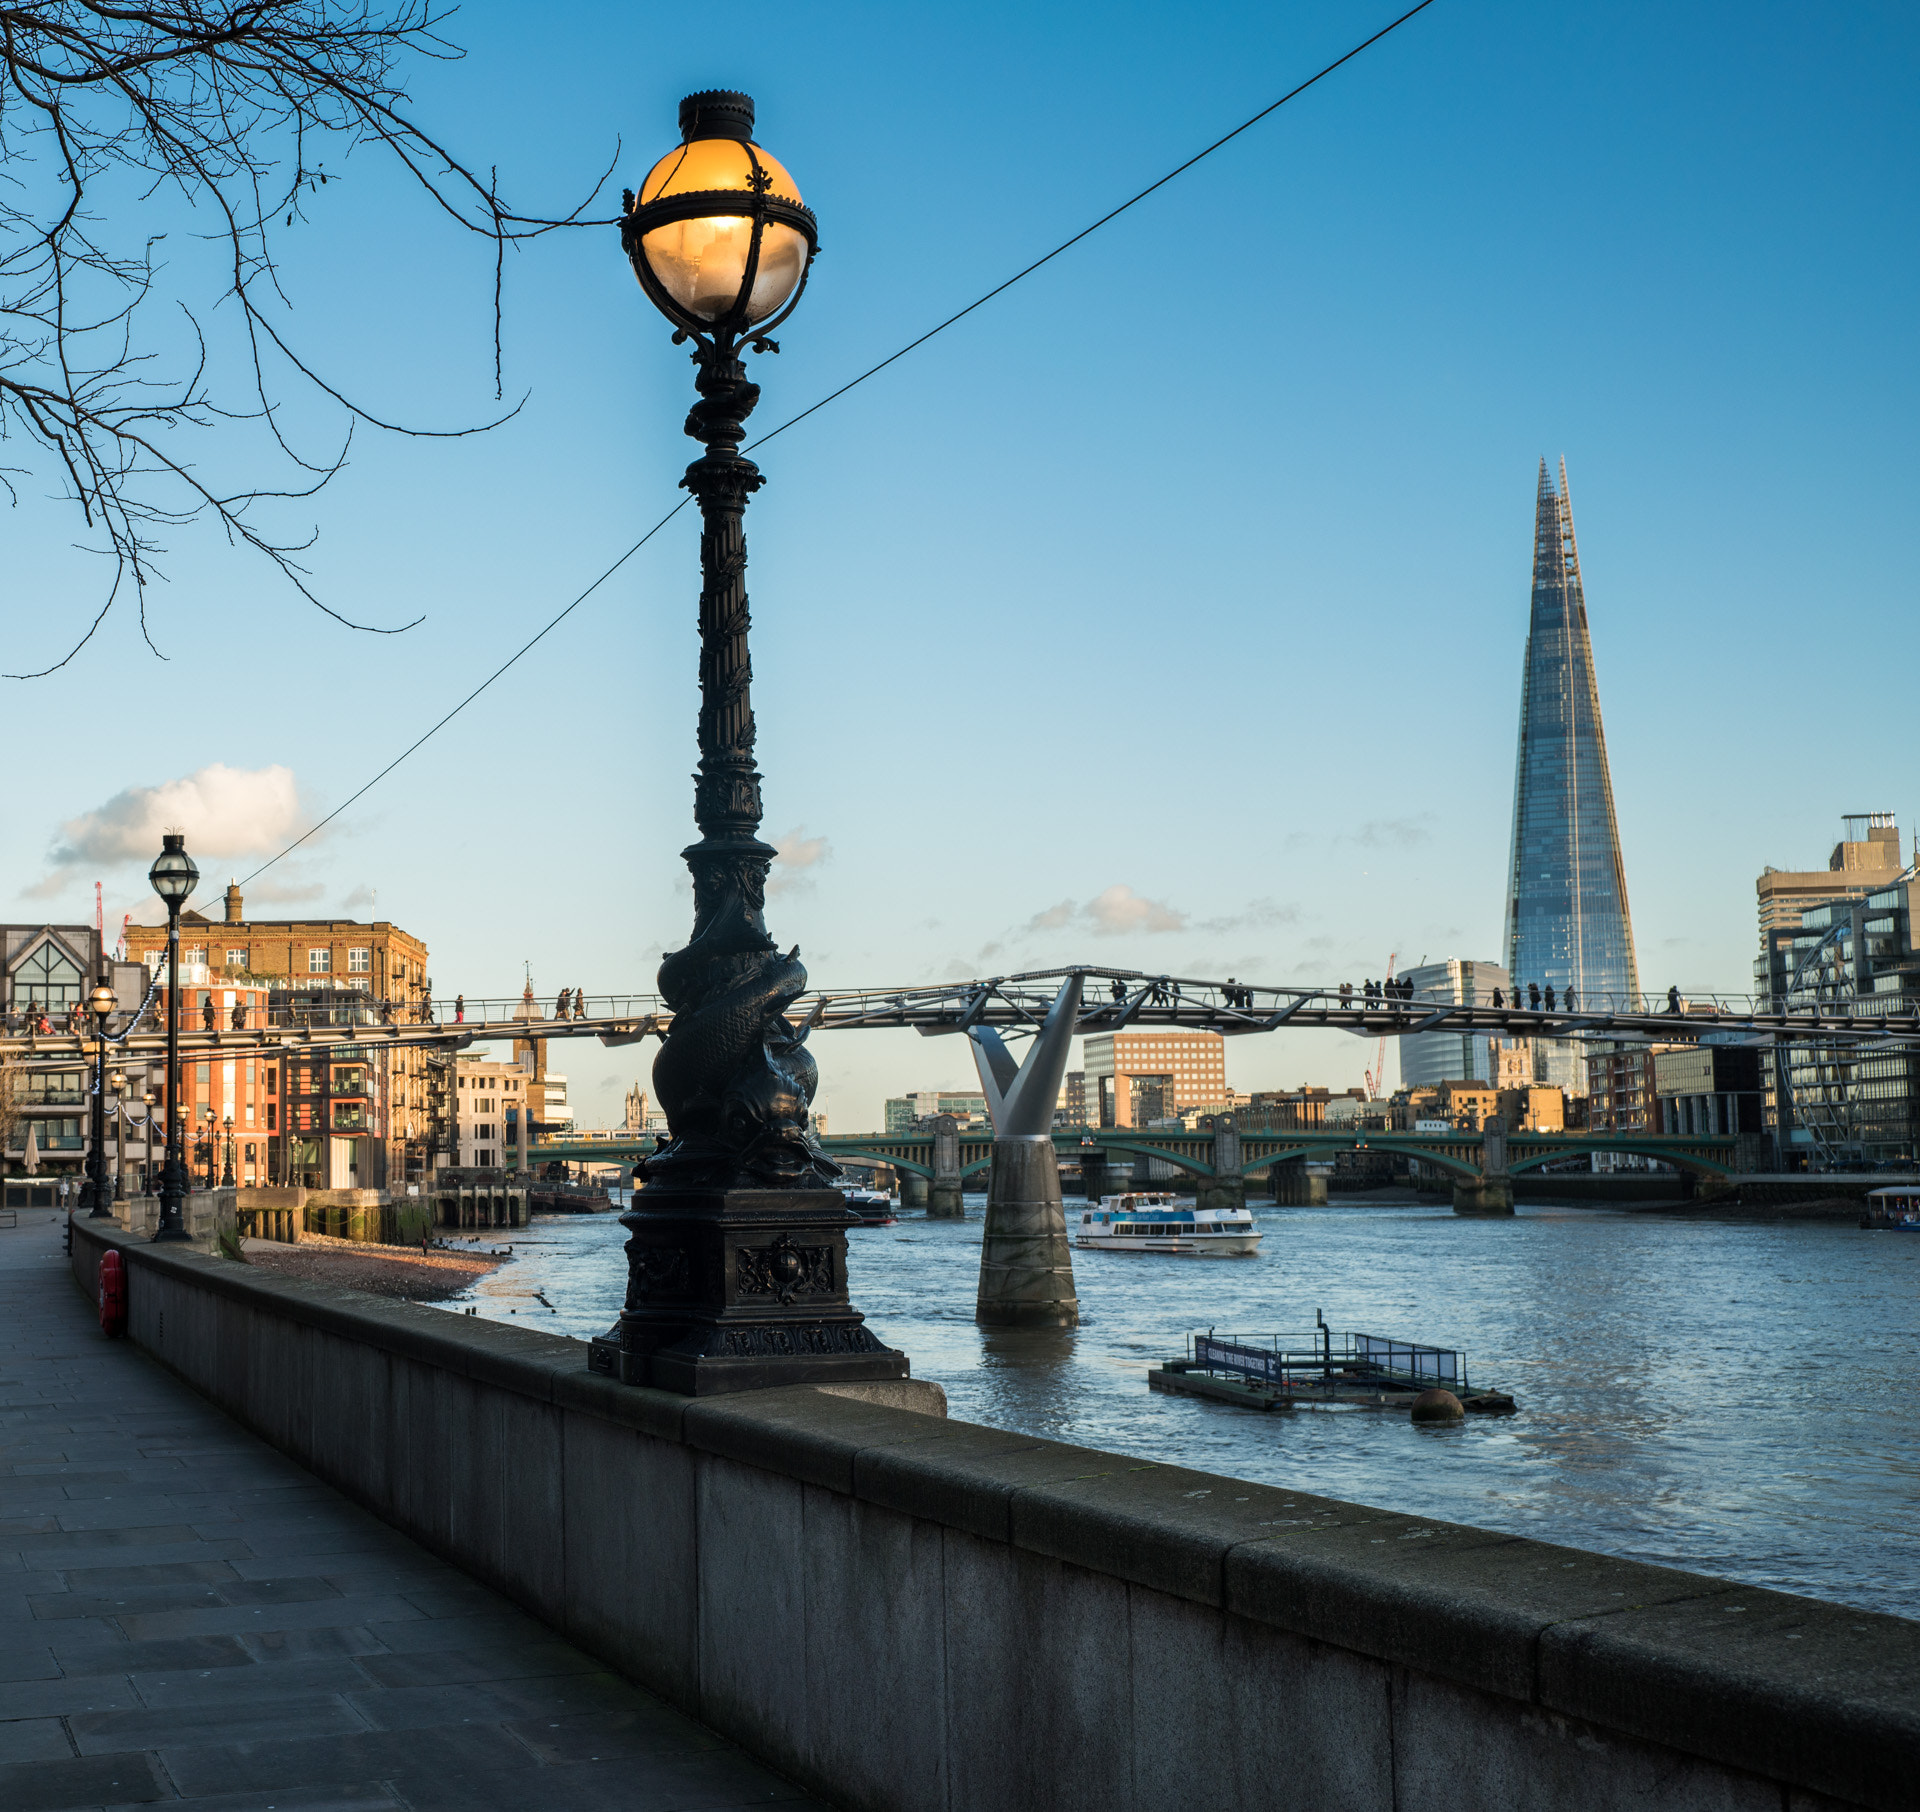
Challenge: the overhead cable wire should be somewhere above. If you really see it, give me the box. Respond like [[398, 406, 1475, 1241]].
[[235, 499, 690, 884], [238, 0, 1436, 884]]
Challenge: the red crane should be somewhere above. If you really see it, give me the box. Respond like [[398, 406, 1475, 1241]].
[[1364, 951, 1398, 1100]]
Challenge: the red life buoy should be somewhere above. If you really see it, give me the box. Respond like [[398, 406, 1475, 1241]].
[[98, 1249, 127, 1338]]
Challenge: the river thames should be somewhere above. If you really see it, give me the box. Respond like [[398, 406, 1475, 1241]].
[[444, 1196, 1920, 1618]]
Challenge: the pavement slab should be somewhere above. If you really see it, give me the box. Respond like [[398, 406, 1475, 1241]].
[[1, 1212, 827, 1811]]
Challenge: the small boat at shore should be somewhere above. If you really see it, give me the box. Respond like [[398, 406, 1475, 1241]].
[[1074, 1192, 1260, 1256]]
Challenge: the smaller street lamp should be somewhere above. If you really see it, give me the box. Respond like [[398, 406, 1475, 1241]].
[[148, 832, 198, 1240], [221, 1114, 235, 1188], [85, 977, 116, 1218]]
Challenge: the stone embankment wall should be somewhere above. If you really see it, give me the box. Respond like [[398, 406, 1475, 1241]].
[[69, 1220, 1917, 1812]]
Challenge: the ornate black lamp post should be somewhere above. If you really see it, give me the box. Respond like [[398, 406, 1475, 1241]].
[[148, 833, 198, 1240], [221, 1115, 235, 1188], [589, 92, 906, 1394], [85, 977, 116, 1218]]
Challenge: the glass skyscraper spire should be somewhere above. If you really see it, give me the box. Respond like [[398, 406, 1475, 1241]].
[[1503, 459, 1639, 1086]]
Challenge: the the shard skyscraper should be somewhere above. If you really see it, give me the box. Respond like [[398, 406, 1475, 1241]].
[[1503, 459, 1640, 1089]]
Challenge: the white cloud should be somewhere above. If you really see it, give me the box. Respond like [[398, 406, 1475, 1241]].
[[769, 825, 830, 898], [44, 764, 308, 879], [1024, 899, 1076, 933], [1083, 884, 1186, 937]]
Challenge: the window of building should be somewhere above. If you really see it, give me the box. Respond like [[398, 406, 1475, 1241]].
[[267, 1103, 277, 1131], [14, 941, 84, 1012], [348, 948, 370, 974], [226, 948, 248, 968], [308, 949, 331, 973], [183, 947, 206, 966]]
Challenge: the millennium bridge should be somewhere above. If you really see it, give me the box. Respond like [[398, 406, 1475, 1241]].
[[9, 965, 1914, 1066]]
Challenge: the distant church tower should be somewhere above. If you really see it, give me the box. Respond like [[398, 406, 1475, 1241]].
[[1503, 459, 1640, 1089]]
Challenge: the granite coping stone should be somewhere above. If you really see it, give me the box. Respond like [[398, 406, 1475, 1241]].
[[1539, 1581, 1920, 1810], [682, 1384, 956, 1492]]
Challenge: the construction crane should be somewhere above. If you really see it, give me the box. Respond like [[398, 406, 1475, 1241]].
[[1363, 952, 1398, 1100]]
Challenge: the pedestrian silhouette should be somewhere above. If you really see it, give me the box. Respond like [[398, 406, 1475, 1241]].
[[1544, 985, 1556, 1011], [1667, 985, 1680, 1015], [1528, 982, 1541, 1010], [455, 994, 466, 1024], [202, 996, 216, 1031], [1491, 987, 1504, 1009]]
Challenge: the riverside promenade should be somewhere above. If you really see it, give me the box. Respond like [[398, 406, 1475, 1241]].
[[0, 1211, 822, 1812]]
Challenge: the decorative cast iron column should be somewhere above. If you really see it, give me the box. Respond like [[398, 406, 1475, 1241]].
[[588, 92, 905, 1393]]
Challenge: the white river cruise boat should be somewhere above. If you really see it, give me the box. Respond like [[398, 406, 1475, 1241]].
[[1074, 1192, 1261, 1256]]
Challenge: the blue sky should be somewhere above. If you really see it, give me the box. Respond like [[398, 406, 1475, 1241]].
[[6, 0, 1916, 1130]]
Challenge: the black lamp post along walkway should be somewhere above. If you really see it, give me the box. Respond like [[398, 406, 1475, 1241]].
[[148, 833, 198, 1241], [589, 92, 907, 1394], [85, 976, 116, 1219]]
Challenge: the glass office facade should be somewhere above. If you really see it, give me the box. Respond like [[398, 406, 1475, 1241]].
[[1502, 460, 1641, 1091], [1765, 882, 1920, 1165]]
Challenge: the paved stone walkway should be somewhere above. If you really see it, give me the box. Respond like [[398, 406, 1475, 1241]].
[[0, 1212, 826, 1811]]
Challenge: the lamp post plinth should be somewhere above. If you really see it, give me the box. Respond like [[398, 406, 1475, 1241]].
[[590, 93, 906, 1395]]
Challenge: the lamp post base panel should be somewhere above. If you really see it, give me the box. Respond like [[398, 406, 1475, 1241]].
[[589, 1188, 908, 1396]]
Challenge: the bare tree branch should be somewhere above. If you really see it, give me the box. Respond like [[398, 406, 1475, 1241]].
[[0, 0, 610, 674]]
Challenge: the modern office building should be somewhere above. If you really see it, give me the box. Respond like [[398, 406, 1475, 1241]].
[[1396, 959, 1511, 1087], [1652, 1048, 1764, 1138], [884, 1090, 988, 1134], [1081, 1031, 1228, 1129], [1501, 460, 1640, 1093], [1756, 814, 1903, 944], [1757, 871, 1920, 1165]]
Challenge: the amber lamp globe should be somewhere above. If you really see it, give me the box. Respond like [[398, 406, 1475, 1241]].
[[621, 92, 817, 340]]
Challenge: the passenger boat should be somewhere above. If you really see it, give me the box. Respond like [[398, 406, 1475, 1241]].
[[1074, 1192, 1261, 1256], [842, 1187, 897, 1227], [1863, 1187, 1920, 1231]]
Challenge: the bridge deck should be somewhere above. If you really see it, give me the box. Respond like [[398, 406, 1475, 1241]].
[[7, 969, 1915, 1067]]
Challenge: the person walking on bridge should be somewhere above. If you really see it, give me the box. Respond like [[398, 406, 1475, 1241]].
[[1491, 987, 1504, 1009], [554, 988, 569, 1020], [1545, 984, 1556, 1012], [202, 995, 216, 1032], [1565, 987, 1577, 1012], [1668, 985, 1681, 1015], [573, 988, 586, 1021], [454, 994, 465, 1024], [1527, 982, 1541, 1011], [231, 998, 247, 1031], [1339, 981, 1352, 1009]]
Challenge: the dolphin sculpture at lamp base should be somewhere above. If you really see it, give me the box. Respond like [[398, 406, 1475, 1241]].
[[969, 974, 1083, 1328]]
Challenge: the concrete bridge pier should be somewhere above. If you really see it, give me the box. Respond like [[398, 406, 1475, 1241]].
[[928, 1114, 964, 1218], [975, 1135, 1080, 1327], [1195, 1115, 1246, 1215], [970, 976, 1083, 1327], [1269, 1158, 1326, 1207], [1454, 1115, 1516, 1216], [896, 1171, 929, 1210]]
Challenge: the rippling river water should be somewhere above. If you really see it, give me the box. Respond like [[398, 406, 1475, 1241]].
[[443, 1197, 1920, 1617]]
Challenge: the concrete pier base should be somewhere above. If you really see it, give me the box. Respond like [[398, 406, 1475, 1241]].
[[928, 1180, 964, 1218], [1196, 1175, 1247, 1214], [976, 1134, 1079, 1327], [1270, 1160, 1328, 1206], [1453, 1176, 1516, 1215], [896, 1172, 929, 1210]]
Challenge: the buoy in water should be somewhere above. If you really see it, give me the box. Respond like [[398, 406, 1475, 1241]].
[[1411, 1388, 1465, 1424]]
